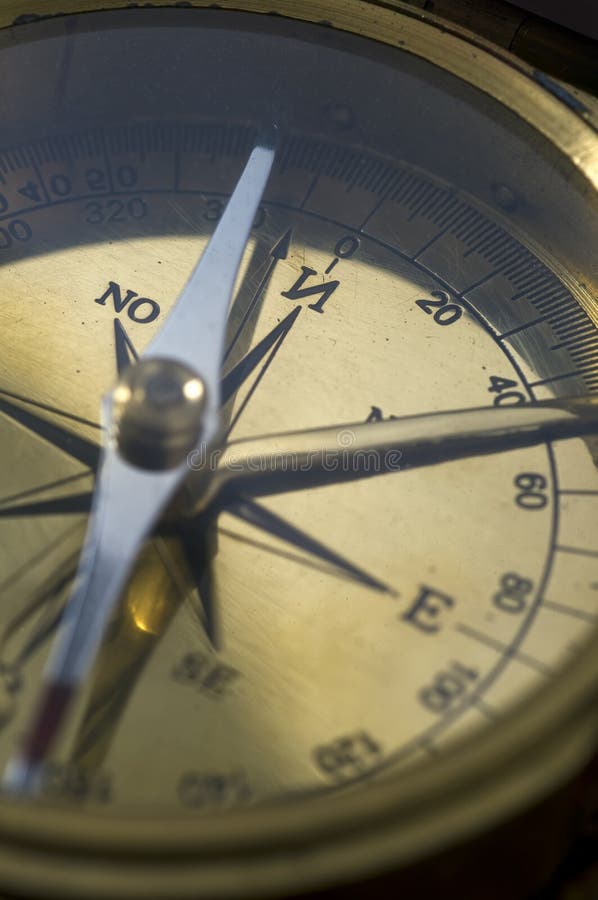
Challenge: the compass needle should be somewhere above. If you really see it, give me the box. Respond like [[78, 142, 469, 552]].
[[0, 4, 596, 899], [1, 137, 276, 792], [210, 396, 598, 498], [224, 228, 293, 365]]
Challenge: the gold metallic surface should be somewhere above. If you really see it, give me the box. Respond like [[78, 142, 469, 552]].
[[0, 2, 596, 898], [2, 0, 596, 288]]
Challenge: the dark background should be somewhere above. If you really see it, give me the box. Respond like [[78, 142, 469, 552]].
[[512, 0, 598, 39]]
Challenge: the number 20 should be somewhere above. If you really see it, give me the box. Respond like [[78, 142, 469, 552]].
[[416, 290, 463, 326]]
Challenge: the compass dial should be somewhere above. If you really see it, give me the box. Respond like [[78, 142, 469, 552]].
[[0, 4, 597, 897]]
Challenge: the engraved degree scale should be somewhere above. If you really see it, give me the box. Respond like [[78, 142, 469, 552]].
[[0, 1, 596, 897]]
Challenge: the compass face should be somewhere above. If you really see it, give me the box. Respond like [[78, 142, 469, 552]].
[[0, 1, 596, 881]]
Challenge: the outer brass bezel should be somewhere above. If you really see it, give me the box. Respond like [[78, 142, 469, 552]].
[[0, 2, 597, 898]]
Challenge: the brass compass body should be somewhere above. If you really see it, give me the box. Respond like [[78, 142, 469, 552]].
[[0, 1, 596, 897]]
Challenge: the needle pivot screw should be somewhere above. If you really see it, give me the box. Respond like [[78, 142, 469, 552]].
[[112, 357, 207, 470]]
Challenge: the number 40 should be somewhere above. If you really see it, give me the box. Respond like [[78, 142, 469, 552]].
[[487, 375, 526, 406]]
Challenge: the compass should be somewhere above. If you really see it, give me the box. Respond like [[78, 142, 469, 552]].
[[0, 1, 597, 897]]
